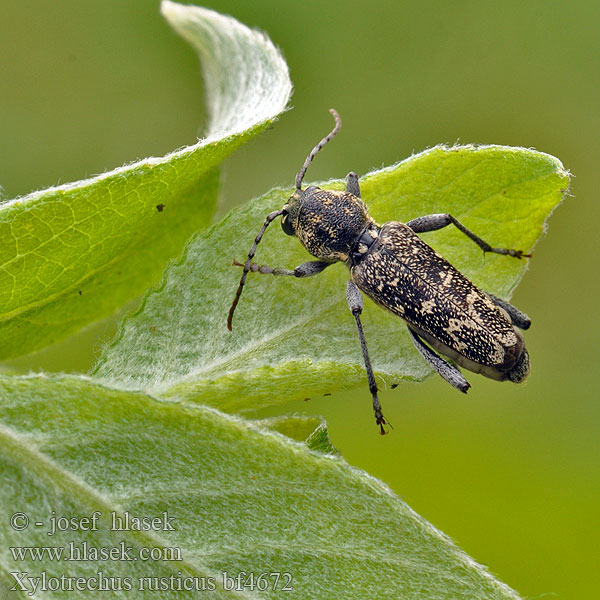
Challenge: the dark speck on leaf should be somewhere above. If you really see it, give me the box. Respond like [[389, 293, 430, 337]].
[[156, 203, 165, 212], [391, 383, 398, 389]]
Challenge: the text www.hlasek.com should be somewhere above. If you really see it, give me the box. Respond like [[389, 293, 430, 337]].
[[10, 541, 180, 562]]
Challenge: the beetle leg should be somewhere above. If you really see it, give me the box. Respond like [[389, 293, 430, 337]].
[[406, 213, 532, 259], [486, 293, 531, 330], [232, 259, 332, 278], [407, 327, 471, 393], [345, 171, 361, 197], [227, 209, 284, 330], [346, 280, 388, 434]]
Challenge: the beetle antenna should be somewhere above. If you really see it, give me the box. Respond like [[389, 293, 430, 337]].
[[227, 209, 284, 331], [295, 108, 341, 191]]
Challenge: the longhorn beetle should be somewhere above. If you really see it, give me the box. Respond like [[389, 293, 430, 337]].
[[227, 109, 531, 434]]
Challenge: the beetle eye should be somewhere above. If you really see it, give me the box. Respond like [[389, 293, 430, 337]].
[[281, 213, 295, 236]]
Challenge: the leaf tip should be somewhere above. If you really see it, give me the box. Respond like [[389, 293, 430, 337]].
[[160, 1, 292, 140]]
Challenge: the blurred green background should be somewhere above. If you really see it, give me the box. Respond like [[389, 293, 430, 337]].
[[1, 1, 598, 598]]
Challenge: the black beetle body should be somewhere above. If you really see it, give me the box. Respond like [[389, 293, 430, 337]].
[[228, 110, 531, 434]]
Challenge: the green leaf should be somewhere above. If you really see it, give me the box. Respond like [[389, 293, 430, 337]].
[[0, 373, 521, 599], [255, 414, 340, 454], [94, 145, 569, 414], [0, 1, 291, 360]]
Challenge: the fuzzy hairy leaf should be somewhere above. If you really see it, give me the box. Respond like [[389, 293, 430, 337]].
[[0, 373, 521, 599], [94, 145, 569, 414], [0, 1, 291, 360]]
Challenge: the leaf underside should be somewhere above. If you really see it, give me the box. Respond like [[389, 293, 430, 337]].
[[0, 1, 291, 360], [94, 145, 569, 416], [0, 373, 521, 599]]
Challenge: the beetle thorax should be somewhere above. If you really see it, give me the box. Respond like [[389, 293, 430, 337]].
[[286, 187, 372, 261]]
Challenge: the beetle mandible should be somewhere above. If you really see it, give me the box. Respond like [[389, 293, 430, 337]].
[[227, 109, 531, 434]]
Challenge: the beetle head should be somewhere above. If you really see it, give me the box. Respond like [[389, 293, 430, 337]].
[[281, 185, 320, 237]]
